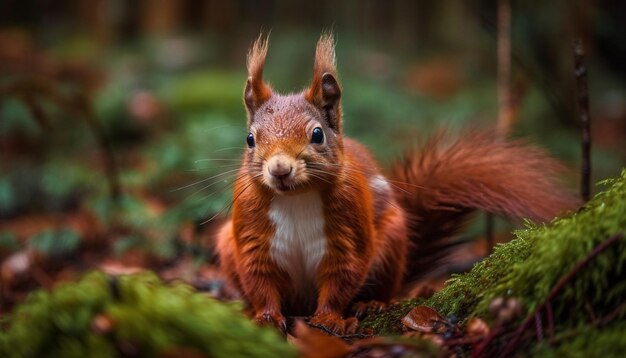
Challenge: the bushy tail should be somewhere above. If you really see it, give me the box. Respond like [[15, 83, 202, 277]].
[[390, 131, 580, 281]]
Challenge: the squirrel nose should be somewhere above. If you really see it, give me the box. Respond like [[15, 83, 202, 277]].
[[268, 160, 293, 180]]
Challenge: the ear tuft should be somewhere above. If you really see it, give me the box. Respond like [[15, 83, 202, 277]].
[[313, 33, 337, 79], [306, 33, 337, 103], [244, 34, 273, 118], [247, 34, 269, 85], [306, 33, 342, 131]]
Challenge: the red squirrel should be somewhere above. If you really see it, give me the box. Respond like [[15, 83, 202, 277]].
[[215, 34, 579, 334]]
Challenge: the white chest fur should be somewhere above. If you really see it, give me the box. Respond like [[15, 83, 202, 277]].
[[268, 191, 327, 292]]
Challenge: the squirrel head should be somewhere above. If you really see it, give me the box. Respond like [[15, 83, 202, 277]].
[[242, 33, 343, 195]]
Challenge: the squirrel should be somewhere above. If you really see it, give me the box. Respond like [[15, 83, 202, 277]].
[[215, 33, 579, 335]]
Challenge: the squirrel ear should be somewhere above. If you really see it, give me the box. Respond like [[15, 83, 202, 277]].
[[244, 34, 273, 121], [306, 33, 342, 132]]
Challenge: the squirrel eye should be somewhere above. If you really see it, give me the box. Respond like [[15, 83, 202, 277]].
[[311, 127, 324, 144], [246, 133, 255, 147]]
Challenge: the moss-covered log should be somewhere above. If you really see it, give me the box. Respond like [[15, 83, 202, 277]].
[[0, 272, 295, 358]]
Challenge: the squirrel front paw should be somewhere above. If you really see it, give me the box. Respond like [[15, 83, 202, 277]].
[[254, 310, 287, 333], [309, 311, 358, 335]]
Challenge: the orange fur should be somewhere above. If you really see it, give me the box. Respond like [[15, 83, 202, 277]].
[[390, 131, 580, 281], [245, 34, 273, 116], [216, 34, 580, 335], [305, 32, 338, 104]]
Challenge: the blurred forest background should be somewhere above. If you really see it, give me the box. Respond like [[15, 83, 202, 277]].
[[1, 1, 625, 312]]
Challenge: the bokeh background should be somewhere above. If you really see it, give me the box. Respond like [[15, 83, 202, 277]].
[[1, 1, 625, 307]]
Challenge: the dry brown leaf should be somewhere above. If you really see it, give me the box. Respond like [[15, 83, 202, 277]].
[[401, 305, 446, 333], [292, 320, 351, 358]]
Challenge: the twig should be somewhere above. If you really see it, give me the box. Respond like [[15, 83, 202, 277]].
[[573, 38, 592, 202], [497, 0, 513, 135], [20, 93, 51, 130], [443, 335, 484, 346], [306, 322, 373, 341], [470, 321, 503, 358], [485, 0, 513, 253], [597, 301, 626, 328], [30, 263, 54, 290], [485, 213, 495, 255], [108, 275, 122, 300], [499, 232, 623, 357], [546, 301, 555, 344], [73, 94, 121, 199], [584, 299, 598, 325], [534, 312, 543, 341]]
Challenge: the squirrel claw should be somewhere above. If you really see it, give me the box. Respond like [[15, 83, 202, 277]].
[[309, 312, 359, 335], [254, 310, 287, 334], [353, 300, 387, 319]]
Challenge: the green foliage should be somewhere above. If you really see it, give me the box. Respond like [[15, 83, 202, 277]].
[[0, 98, 41, 136], [29, 228, 81, 257], [0, 272, 295, 358], [0, 178, 16, 213], [112, 236, 147, 256], [161, 70, 246, 116], [90, 195, 181, 260], [40, 161, 104, 200]]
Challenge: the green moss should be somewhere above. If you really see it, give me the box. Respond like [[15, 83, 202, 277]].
[[372, 169, 626, 353], [531, 321, 626, 358], [360, 298, 423, 335], [422, 169, 626, 322], [425, 236, 533, 320], [472, 170, 626, 322], [0, 272, 295, 358]]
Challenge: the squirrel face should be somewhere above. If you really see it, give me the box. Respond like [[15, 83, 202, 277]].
[[242, 34, 343, 195], [245, 94, 343, 195]]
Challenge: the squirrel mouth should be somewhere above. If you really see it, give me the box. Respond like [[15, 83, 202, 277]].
[[275, 181, 294, 192], [271, 178, 301, 193]]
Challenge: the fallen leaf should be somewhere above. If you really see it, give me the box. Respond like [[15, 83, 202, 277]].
[[292, 320, 351, 358], [401, 306, 446, 333]]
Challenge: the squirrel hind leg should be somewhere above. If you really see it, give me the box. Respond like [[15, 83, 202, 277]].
[[355, 203, 409, 306], [215, 221, 244, 295]]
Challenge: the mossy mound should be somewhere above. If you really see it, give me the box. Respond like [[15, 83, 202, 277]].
[[427, 169, 626, 322], [531, 321, 626, 358], [0, 272, 295, 358], [364, 169, 626, 355]]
